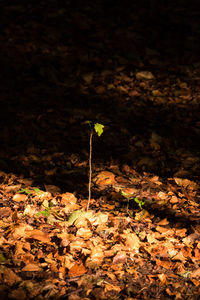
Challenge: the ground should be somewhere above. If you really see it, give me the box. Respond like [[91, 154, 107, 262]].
[[0, 0, 200, 299]]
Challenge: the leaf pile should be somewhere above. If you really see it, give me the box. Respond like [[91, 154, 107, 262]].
[[0, 169, 200, 299]]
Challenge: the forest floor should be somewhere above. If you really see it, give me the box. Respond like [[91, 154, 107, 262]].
[[0, 0, 200, 299]]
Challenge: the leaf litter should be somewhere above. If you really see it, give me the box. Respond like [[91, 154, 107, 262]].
[[0, 0, 200, 299]]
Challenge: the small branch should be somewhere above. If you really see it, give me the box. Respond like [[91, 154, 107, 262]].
[[87, 131, 93, 211]]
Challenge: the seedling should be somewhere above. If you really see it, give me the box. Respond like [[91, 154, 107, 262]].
[[84, 121, 104, 210], [36, 209, 50, 217], [121, 191, 144, 210], [18, 188, 32, 197]]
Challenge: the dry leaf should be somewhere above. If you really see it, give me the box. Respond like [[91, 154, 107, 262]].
[[157, 273, 168, 285], [94, 171, 116, 187], [22, 264, 42, 272], [68, 263, 87, 277], [0, 207, 12, 218], [60, 193, 77, 205], [82, 73, 93, 84], [26, 229, 51, 244], [76, 228, 93, 239], [85, 247, 104, 269], [112, 252, 126, 264], [95, 86, 105, 94], [0, 266, 21, 285], [104, 283, 121, 292], [123, 231, 140, 250], [136, 71, 155, 80], [190, 268, 200, 278], [13, 194, 28, 202]]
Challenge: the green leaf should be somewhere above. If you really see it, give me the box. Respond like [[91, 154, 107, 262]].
[[94, 123, 104, 136], [34, 188, 41, 194], [134, 197, 144, 209], [36, 210, 50, 217], [18, 188, 32, 195]]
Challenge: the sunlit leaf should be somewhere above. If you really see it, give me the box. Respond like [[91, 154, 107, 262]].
[[94, 123, 104, 136]]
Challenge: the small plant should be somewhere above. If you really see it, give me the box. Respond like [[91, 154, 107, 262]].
[[121, 191, 144, 210], [36, 209, 50, 217], [133, 197, 145, 210], [18, 188, 32, 197], [84, 121, 104, 210]]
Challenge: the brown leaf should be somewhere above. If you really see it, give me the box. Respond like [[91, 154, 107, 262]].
[[123, 230, 140, 250], [13, 193, 28, 202], [104, 283, 121, 292], [94, 171, 116, 187], [0, 207, 12, 218], [0, 266, 22, 286], [82, 73, 93, 84], [26, 229, 51, 244], [157, 273, 168, 285], [174, 178, 198, 189], [22, 264, 42, 272], [68, 263, 87, 277], [190, 268, 200, 278], [157, 218, 169, 226], [95, 86, 105, 94], [112, 252, 127, 264], [60, 193, 77, 205], [136, 71, 155, 80], [85, 247, 104, 269]]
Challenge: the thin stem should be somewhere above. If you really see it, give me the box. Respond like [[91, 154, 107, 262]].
[[87, 131, 93, 211]]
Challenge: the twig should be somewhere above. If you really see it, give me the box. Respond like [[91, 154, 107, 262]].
[[87, 131, 93, 211]]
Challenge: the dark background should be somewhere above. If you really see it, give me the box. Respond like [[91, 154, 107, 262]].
[[0, 0, 200, 193]]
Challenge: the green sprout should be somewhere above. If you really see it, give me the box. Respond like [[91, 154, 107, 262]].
[[17, 188, 32, 196], [121, 191, 144, 210]]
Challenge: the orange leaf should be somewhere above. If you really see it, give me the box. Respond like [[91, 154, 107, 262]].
[[94, 171, 116, 187], [112, 252, 126, 264], [26, 229, 51, 244], [68, 263, 87, 277], [13, 193, 28, 202], [157, 218, 169, 226], [157, 273, 168, 285], [76, 228, 92, 239], [104, 283, 121, 292], [0, 267, 22, 286], [191, 268, 200, 278], [60, 193, 77, 205]]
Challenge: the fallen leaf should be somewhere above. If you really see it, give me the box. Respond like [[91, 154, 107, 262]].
[[136, 71, 155, 80], [94, 171, 116, 187], [112, 252, 126, 264], [13, 193, 28, 202], [157, 273, 168, 285], [22, 264, 42, 272], [95, 86, 105, 94], [60, 193, 77, 205], [0, 266, 22, 285], [82, 73, 93, 84], [0, 207, 12, 218], [190, 268, 200, 278], [76, 227, 93, 239], [26, 229, 51, 244], [68, 262, 87, 277], [104, 283, 121, 292], [123, 230, 140, 250], [85, 247, 104, 269]]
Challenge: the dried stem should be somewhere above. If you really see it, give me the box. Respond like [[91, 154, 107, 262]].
[[87, 131, 93, 211]]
